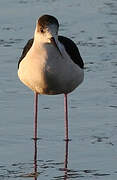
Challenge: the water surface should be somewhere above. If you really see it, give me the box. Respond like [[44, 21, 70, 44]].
[[0, 0, 117, 179]]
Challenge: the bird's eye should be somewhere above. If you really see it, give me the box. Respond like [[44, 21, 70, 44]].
[[40, 28, 44, 33]]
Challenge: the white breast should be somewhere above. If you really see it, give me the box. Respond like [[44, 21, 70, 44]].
[[18, 42, 84, 95]]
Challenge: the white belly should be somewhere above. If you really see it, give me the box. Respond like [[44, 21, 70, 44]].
[[18, 44, 84, 95]]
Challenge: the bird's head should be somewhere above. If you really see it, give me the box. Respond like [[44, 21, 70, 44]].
[[35, 15, 62, 56]]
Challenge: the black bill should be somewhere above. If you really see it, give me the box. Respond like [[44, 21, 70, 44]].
[[50, 37, 62, 56]]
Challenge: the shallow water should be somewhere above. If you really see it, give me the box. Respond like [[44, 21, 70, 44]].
[[0, 0, 117, 179]]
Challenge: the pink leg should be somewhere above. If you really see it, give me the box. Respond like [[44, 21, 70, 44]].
[[64, 94, 69, 141], [34, 92, 38, 140]]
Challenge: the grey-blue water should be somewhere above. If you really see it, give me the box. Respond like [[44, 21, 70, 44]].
[[0, 0, 117, 179]]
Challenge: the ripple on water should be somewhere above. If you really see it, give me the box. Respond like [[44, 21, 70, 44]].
[[18, 0, 28, 4], [0, 38, 23, 47], [0, 160, 114, 179]]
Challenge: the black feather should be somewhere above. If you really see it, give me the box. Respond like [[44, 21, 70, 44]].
[[18, 36, 84, 69], [18, 38, 34, 69], [58, 36, 84, 69]]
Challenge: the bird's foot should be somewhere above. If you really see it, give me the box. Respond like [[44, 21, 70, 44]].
[[32, 137, 41, 141], [64, 138, 72, 142]]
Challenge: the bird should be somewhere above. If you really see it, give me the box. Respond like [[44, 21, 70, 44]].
[[18, 14, 84, 141]]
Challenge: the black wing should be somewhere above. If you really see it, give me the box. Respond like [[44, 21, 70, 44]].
[[58, 36, 84, 69], [18, 38, 34, 69]]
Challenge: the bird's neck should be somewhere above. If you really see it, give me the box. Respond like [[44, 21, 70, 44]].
[[32, 37, 44, 51]]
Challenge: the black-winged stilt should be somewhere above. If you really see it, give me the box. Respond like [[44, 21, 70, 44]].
[[18, 15, 84, 141]]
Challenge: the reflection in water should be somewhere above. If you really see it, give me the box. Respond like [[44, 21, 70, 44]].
[[33, 139, 38, 180], [64, 140, 69, 180], [55, 140, 69, 180], [0, 139, 112, 179], [19, 139, 39, 178], [32, 139, 69, 180]]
